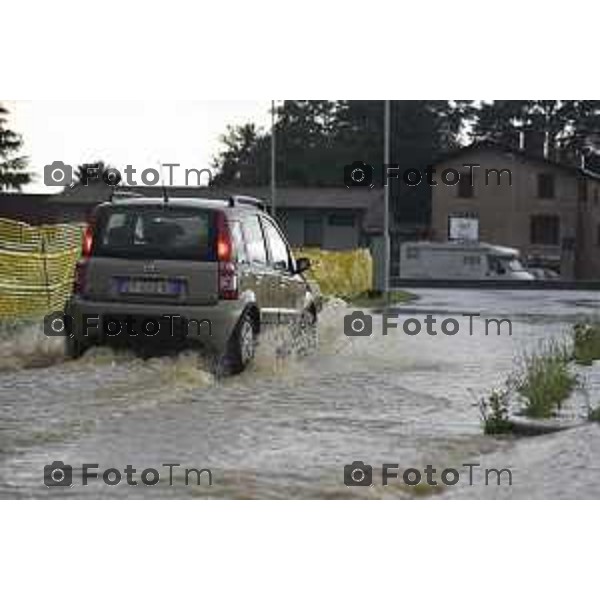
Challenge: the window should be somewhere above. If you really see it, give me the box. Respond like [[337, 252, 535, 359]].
[[501, 257, 526, 273], [304, 216, 323, 247], [562, 237, 575, 251], [487, 255, 526, 275], [243, 216, 267, 264], [457, 172, 474, 198], [230, 221, 247, 263], [103, 212, 126, 232], [328, 213, 356, 227], [261, 217, 290, 270], [537, 173, 555, 199], [530, 215, 560, 245], [95, 207, 213, 261]]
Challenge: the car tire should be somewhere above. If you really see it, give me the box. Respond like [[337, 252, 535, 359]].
[[222, 312, 258, 375], [65, 334, 88, 360]]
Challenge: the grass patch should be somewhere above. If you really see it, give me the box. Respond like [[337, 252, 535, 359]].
[[479, 339, 579, 433], [479, 388, 514, 435], [588, 406, 600, 422], [515, 341, 577, 418], [343, 290, 417, 308], [573, 322, 600, 366]]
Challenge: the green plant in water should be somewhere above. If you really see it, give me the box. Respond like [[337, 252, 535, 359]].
[[572, 322, 600, 366], [479, 388, 513, 434], [588, 406, 600, 422], [516, 340, 577, 418]]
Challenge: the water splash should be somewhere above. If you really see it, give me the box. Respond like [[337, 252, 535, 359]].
[[244, 298, 349, 378], [0, 320, 65, 372], [0, 299, 350, 379]]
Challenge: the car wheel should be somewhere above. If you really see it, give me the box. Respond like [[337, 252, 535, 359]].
[[222, 312, 258, 375], [65, 334, 88, 360]]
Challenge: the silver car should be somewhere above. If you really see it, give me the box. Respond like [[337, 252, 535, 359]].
[[65, 195, 320, 373]]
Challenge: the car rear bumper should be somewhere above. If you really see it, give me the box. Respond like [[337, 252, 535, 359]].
[[65, 297, 243, 354]]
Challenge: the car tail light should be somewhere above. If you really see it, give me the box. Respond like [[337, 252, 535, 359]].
[[82, 223, 94, 257], [216, 212, 238, 300], [73, 260, 88, 295], [216, 212, 232, 262]]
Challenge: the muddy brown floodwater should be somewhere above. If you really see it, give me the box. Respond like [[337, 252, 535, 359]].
[[1, 289, 599, 499]]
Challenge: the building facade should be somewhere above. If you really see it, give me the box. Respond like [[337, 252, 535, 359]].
[[431, 144, 600, 279]]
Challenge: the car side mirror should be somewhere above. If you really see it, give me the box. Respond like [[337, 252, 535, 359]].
[[295, 257, 311, 274], [273, 260, 289, 271]]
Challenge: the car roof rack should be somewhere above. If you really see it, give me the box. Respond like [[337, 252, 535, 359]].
[[106, 192, 267, 210], [110, 190, 145, 202], [228, 195, 266, 210]]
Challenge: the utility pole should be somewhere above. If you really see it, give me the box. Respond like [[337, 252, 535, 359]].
[[383, 100, 391, 296], [271, 100, 277, 218]]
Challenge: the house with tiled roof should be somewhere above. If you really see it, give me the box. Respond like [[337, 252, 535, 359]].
[[431, 141, 600, 279]]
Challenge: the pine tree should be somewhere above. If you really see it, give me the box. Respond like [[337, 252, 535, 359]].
[[0, 104, 31, 191]]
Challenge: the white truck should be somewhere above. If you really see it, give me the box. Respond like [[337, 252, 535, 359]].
[[399, 241, 534, 281]]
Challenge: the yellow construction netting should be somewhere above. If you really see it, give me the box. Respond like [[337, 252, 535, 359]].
[[0, 218, 82, 318], [294, 247, 373, 297]]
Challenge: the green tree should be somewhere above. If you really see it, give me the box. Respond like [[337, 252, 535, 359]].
[[212, 100, 465, 184], [74, 161, 110, 186], [212, 124, 267, 186], [211, 100, 468, 223], [0, 104, 31, 191], [331, 100, 468, 221], [275, 100, 339, 186], [472, 100, 600, 160]]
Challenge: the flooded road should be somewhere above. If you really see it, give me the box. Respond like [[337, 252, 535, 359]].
[[1, 289, 600, 499]]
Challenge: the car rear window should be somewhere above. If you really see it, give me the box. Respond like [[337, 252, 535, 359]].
[[93, 207, 216, 261]]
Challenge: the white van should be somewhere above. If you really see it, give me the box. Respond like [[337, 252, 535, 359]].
[[399, 242, 534, 281]]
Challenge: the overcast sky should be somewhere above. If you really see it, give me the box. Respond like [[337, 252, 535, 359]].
[[3, 101, 273, 192]]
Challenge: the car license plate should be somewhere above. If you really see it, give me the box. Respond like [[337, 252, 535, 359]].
[[118, 278, 181, 296]]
